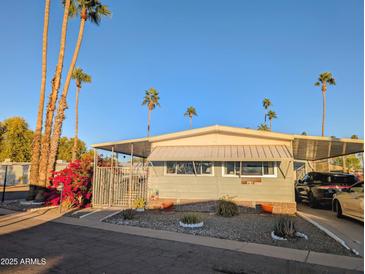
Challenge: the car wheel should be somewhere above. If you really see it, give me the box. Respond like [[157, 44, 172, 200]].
[[308, 193, 318, 208], [295, 191, 302, 203], [335, 200, 343, 218]]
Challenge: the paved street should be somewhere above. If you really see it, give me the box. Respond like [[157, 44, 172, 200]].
[[0, 212, 361, 274], [297, 203, 364, 257]]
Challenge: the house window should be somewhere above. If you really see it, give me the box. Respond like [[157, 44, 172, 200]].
[[223, 161, 277, 177], [165, 161, 213, 175]]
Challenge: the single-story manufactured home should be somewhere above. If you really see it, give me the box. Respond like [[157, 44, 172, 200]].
[[91, 125, 364, 214]]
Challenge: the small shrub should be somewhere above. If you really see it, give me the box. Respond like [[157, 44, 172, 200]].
[[133, 198, 146, 209], [180, 213, 202, 224], [273, 216, 296, 238], [122, 209, 135, 220], [216, 198, 239, 217]]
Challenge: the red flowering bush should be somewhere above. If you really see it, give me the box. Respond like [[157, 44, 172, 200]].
[[45, 159, 93, 209]]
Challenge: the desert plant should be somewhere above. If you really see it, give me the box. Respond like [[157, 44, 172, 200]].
[[180, 213, 202, 224], [216, 198, 239, 217], [273, 216, 296, 238], [133, 198, 146, 209], [121, 209, 135, 220]]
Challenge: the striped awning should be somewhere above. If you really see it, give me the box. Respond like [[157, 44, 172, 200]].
[[147, 145, 292, 161]]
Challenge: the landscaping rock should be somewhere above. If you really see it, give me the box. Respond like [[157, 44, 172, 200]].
[[104, 210, 354, 256]]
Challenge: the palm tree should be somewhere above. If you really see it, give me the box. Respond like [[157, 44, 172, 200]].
[[184, 106, 197, 129], [71, 67, 92, 161], [315, 72, 336, 136], [351, 134, 359, 139], [38, 0, 71, 190], [262, 98, 271, 122], [257, 123, 269, 131], [28, 0, 51, 200], [142, 88, 160, 137], [267, 110, 277, 130], [47, 0, 111, 176]]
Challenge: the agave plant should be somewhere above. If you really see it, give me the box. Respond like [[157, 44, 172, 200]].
[[273, 216, 296, 238]]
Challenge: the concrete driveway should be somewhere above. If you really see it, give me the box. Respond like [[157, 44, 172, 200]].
[[297, 203, 364, 257]]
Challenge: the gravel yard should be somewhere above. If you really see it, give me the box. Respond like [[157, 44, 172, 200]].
[[104, 209, 354, 256]]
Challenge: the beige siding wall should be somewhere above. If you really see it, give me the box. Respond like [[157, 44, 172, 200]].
[[148, 160, 295, 203], [152, 133, 292, 147]]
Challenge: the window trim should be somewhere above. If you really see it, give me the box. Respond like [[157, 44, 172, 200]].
[[222, 161, 278, 178], [164, 161, 214, 176]]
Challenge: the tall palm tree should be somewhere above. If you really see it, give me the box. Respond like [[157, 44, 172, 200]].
[[71, 67, 92, 161], [257, 123, 269, 131], [262, 98, 271, 123], [38, 0, 71, 190], [267, 110, 277, 130], [315, 72, 336, 136], [184, 106, 197, 129], [28, 0, 51, 200], [47, 0, 111, 176], [142, 88, 160, 137]]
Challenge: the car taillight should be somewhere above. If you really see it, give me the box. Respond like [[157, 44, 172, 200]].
[[318, 185, 350, 190]]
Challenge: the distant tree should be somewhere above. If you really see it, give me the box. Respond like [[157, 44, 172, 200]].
[[301, 131, 308, 136], [346, 155, 361, 171], [267, 110, 277, 130], [262, 98, 271, 122], [184, 106, 198, 129], [71, 67, 92, 161], [80, 149, 95, 162], [315, 72, 336, 136], [351, 134, 359, 139], [0, 117, 33, 162], [257, 123, 270, 131], [57, 137, 87, 162], [142, 87, 160, 136]]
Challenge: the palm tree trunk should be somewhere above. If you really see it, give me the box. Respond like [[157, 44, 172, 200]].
[[190, 116, 192, 129], [72, 86, 80, 161], [38, 0, 71, 192], [322, 89, 326, 136], [147, 108, 151, 137], [270, 119, 272, 130], [48, 15, 86, 176], [28, 0, 50, 200]]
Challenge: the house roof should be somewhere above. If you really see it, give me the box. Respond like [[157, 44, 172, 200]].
[[91, 125, 364, 161]]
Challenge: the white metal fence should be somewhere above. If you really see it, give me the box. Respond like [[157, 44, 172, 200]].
[[93, 166, 148, 208]]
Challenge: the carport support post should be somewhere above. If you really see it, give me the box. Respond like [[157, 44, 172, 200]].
[[128, 144, 134, 208], [108, 147, 114, 207]]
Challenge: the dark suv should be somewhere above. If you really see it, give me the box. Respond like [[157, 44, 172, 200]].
[[295, 172, 357, 207]]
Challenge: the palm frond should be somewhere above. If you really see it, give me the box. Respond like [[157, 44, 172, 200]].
[[71, 67, 92, 87], [142, 88, 160, 109], [184, 106, 197, 117], [262, 98, 271, 109]]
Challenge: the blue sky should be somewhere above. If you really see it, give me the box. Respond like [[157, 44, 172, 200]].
[[0, 0, 363, 147]]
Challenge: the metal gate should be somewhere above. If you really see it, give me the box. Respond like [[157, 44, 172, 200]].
[[92, 166, 148, 207]]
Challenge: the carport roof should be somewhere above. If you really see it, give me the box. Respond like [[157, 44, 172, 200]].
[[91, 125, 364, 161]]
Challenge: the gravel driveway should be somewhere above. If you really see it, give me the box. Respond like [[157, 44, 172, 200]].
[[104, 210, 354, 256]]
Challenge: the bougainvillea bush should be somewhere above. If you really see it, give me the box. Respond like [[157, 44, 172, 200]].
[[45, 159, 93, 209]]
